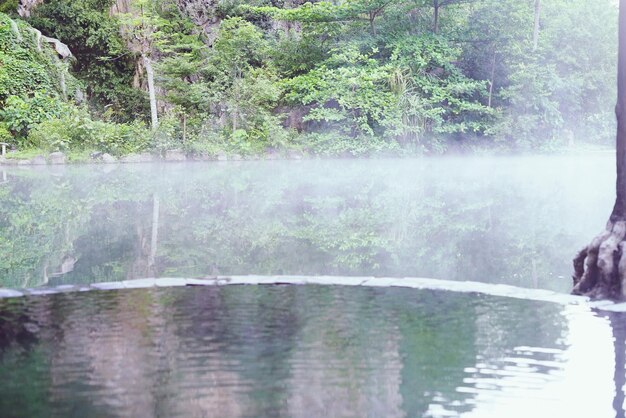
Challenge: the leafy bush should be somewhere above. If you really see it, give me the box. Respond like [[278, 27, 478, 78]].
[[28, 2, 149, 121], [0, 122, 11, 143], [298, 132, 400, 157], [0, 14, 80, 101], [28, 107, 150, 155], [0, 93, 68, 141], [0, 1, 17, 14], [150, 116, 184, 153]]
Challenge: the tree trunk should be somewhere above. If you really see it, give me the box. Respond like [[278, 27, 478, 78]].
[[433, 0, 440, 34], [369, 11, 377, 36], [615, 0, 626, 223], [533, 0, 541, 51], [572, 0, 626, 299], [487, 50, 497, 108], [182, 113, 187, 143], [143, 54, 159, 130], [149, 193, 159, 269]]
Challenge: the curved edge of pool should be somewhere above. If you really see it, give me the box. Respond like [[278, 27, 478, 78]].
[[3, 275, 621, 311]]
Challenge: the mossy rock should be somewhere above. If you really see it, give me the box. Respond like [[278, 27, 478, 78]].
[[0, 13, 80, 101]]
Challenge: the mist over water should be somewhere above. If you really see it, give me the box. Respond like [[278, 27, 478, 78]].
[[0, 155, 615, 292], [2, 156, 626, 417]]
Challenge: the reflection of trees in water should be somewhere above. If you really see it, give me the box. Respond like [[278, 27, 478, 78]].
[[0, 286, 581, 417], [0, 158, 612, 290]]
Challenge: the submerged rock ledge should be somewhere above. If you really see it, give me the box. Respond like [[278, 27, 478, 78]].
[[0, 275, 616, 309], [0, 150, 306, 166]]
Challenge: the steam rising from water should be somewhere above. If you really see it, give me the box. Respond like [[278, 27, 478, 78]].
[[0, 154, 615, 292]]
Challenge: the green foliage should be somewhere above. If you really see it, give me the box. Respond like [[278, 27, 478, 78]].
[[0, 14, 70, 101], [0, 93, 68, 141], [0, 0, 17, 14], [0, 122, 11, 142], [28, 106, 150, 154], [284, 49, 398, 137], [388, 36, 492, 141], [28, 0, 149, 121], [298, 132, 400, 157], [282, 36, 490, 148], [0, 0, 618, 155], [158, 15, 288, 150], [150, 114, 184, 153], [155, 8, 211, 114], [248, 0, 392, 24], [460, 0, 617, 147]]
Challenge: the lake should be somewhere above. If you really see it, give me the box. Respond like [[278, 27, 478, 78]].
[[0, 155, 622, 417], [0, 285, 623, 417], [0, 155, 614, 291]]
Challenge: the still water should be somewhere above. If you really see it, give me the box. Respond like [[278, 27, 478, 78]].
[[0, 155, 621, 417], [0, 155, 615, 291], [0, 285, 623, 418]]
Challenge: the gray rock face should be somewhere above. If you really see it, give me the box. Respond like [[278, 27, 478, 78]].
[[287, 150, 303, 160], [48, 152, 66, 165], [42, 36, 72, 59], [18, 0, 44, 17], [110, 0, 131, 14], [193, 153, 212, 161], [174, 0, 222, 44], [101, 153, 117, 163], [1, 158, 18, 165], [30, 155, 47, 165], [266, 151, 279, 160], [165, 149, 186, 162]]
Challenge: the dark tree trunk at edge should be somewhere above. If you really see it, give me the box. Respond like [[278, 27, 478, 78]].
[[614, 0, 626, 223], [573, 0, 626, 299]]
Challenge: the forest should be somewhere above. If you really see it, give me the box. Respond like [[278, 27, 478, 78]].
[[0, 0, 619, 158]]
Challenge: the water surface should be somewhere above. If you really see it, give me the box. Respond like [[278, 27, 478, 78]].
[[0, 285, 623, 417], [0, 156, 621, 416], [0, 155, 613, 291]]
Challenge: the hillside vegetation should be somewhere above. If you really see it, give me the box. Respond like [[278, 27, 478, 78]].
[[0, 0, 618, 158]]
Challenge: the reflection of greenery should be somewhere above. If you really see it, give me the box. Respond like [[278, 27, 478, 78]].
[[0, 159, 605, 291], [0, 174, 92, 288], [0, 347, 51, 416], [0, 285, 568, 416]]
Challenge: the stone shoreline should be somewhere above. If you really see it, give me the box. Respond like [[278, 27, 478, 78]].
[[0, 149, 306, 166], [2, 274, 620, 311]]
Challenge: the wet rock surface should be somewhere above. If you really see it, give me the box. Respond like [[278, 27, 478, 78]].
[[120, 153, 154, 163], [0, 150, 317, 165], [48, 152, 66, 165], [0, 276, 601, 310], [101, 153, 117, 163], [30, 155, 47, 165], [164, 149, 186, 162]]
